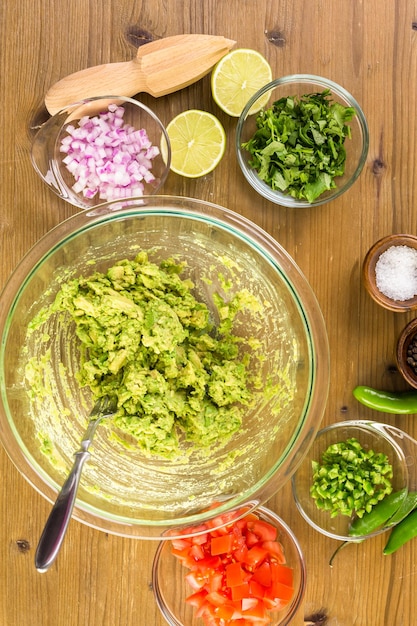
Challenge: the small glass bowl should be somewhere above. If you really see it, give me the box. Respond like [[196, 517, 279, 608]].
[[235, 74, 369, 208], [363, 234, 417, 312], [397, 318, 417, 388], [31, 95, 171, 209], [152, 505, 306, 626], [291, 420, 409, 541]]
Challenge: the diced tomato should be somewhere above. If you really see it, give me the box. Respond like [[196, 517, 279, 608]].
[[252, 561, 272, 587], [193, 555, 222, 572], [226, 561, 247, 587], [185, 590, 207, 609], [171, 545, 191, 562], [264, 580, 294, 605], [171, 508, 295, 626], [185, 571, 206, 591], [235, 512, 258, 529], [248, 579, 265, 599], [201, 605, 219, 625], [241, 598, 270, 621], [207, 571, 224, 593], [192, 532, 210, 545], [262, 540, 286, 563], [245, 530, 261, 548], [241, 597, 259, 611], [206, 509, 242, 530], [214, 602, 237, 620], [171, 537, 192, 551], [233, 544, 249, 563], [270, 561, 294, 587], [189, 542, 205, 560], [244, 544, 269, 568], [231, 582, 250, 601], [211, 533, 234, 555], [247, 519, 278, 542], [206, 590, 230, 606], [232, 525, 249, 562]]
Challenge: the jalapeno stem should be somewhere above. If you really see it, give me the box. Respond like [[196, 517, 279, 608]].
[[329, 540, 351, 567]]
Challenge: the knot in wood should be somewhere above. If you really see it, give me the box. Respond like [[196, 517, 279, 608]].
[[124, 27, 155, 49], [265, 29, 286, 47], [16, 539, 31, 553], [372, 158, 386, 176]]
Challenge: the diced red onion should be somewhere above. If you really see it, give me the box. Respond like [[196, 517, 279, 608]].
[[60, 105, 161, 201]]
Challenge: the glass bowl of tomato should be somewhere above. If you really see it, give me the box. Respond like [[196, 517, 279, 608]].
[[236, 74, 369, 208], [152, 505, 306, 626]]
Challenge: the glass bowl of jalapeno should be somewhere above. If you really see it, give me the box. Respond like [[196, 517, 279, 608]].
[[236, 74, 369, 208], [291, 420, 410, 541]]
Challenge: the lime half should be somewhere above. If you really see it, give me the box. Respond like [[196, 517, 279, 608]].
[[161, 109, 226, 178], [211, 48, 273, 117]]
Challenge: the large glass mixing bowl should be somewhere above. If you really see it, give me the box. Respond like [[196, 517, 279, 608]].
[[0, 196, 329, 539]]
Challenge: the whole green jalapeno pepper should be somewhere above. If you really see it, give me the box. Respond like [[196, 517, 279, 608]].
[[353, 385, 417, 414], [386, 491, 417, 526], [329, 489, 409, 567], [383, 508, 417, 554], [349, 488, 407, 537]]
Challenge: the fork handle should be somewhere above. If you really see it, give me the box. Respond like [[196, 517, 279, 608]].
[[35, 450, 90, 573]]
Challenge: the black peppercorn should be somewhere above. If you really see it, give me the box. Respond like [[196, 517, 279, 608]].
[[406, 334, 417, 376]]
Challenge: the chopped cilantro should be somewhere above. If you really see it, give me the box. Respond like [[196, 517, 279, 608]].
[[242, 89, 355, 203]]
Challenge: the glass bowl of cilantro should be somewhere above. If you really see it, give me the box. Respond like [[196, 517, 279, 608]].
[[291, 420, 409, 541], [236, 75, 369, 207]]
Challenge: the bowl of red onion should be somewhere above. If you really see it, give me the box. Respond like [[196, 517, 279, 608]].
[[31, 96, 171, 209]]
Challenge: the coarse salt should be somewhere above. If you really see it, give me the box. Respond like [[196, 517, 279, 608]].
[[375, 245, 417, 301]]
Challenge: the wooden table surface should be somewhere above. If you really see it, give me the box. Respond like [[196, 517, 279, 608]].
[[1, 1, 417, 625]]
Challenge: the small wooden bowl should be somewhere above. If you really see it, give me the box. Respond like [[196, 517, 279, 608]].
[[363, 234, 417, 312], [397, 318, 417, 389]]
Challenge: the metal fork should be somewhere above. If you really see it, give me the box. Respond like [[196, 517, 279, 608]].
[[35, 395, 117, 573]]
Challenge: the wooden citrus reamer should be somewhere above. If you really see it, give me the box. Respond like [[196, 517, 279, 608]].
[[45, 34, 236, 115]]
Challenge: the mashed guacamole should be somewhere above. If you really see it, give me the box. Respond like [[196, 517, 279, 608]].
[[28, 252, 259, 459]]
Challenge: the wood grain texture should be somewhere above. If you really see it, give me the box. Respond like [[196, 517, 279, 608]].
[[1, 1, 417, 625]]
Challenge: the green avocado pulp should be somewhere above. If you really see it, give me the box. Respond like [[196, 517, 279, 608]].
[[26, 251, 265, 460]]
